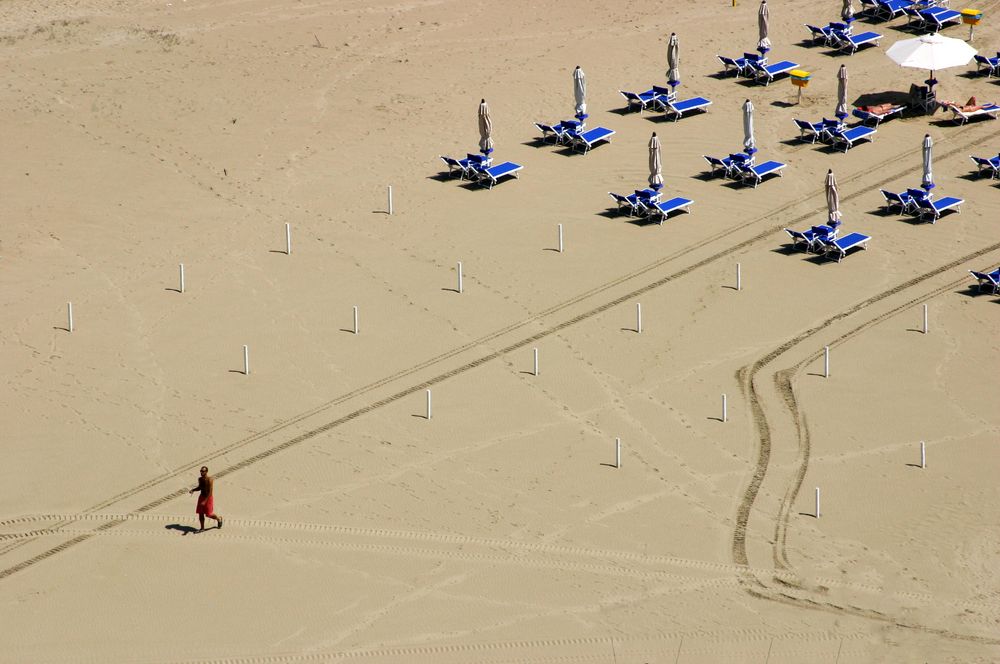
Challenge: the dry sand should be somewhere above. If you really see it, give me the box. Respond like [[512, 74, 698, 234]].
[[2, 0, 1000, 661]]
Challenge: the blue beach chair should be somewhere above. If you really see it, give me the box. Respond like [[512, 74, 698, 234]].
[[703, 152, 754, 178], [646, 196, 694, 223], [619, 88, 671, 113], [571, 126, 615, 154], [477, 161, 523, 189], [973, 54, 1000, 77], [738, 160, 787, 188], [829, 125, 877, 152], [660, 96, 712, 121], [784, 223, 840, 252], [793, 119, 827, 143], [880, 188, 914, 213], [872, 0, 914, 20], [820, 232, 871, 262], [969, 268, 1000, 294], [909, 6, 962, 31], [852, 105, 905, 126], [969, 155, 1000, 178], [915, 196, 963, 222], [749, 59, 799, 85], [609, 188, 660, 216], [832, 30, 882, 54]]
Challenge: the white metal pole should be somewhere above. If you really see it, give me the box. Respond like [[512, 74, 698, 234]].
[[736, 262, 742, 291], [824, 346, 830, 378], [615, 437, 621, 469], [353, 306, 359, 335], [722, 394, 728, 423], [457, 261, 463, 294], [815, 487, 821, 518], [920, 440, 926, 469], [636, 303, 642, 334], [285, 223, 291, 255], [67, 302, 74, 333], [922, 304, 928, 334], [179, 263, 185, 294], [533, 348, 539, 376], [558, 224, 564, 253], [426, 389, 432, 419], [243, 345, 250, 375], [388, 185, 393, 215]]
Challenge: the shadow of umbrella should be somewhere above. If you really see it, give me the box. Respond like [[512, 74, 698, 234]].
[[853, 90, 912, 107]]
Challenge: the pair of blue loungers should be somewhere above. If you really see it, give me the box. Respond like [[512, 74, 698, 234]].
[[784, 222, 872, 262], [716, 53, 799, 85], [617, 86, 713, 121], [608, 188, 694, 224], [880, 187, 964, 222], [533, 120, 616, 154], [862, 0, 961, 29], [803, 23, 883, 54], [703, 152, 787, 188], [793, 118, 878, 152], [439, 153, 523, 189], [969, 267, 1000, 294]]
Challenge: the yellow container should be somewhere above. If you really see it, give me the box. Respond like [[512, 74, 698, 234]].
[[961, 8, 982, 24], [790, 69, 811, 88]]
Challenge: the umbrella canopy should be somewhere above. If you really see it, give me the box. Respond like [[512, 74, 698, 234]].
[[836, 64, 849, 119], [841, 0, 855, 23], [922, 134, 934, 190], [478, 99, 493, 154], [742, 99, 756, 154], [826, 169, 841, 223], [667, 33, 680, 87], [648, 132, 663, 190], [886, 33, 977, 84], [757, 0, 771, 53], [573, 66, 587, 117]]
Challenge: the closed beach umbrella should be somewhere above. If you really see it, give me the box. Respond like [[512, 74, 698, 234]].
[[826, 169, 841, 223], [667, 33, 680, 86], [886, 33, 977, 91], [836, 64, 849, 119], [573, 66, 587, 117], [742, 98, 756, 154], [648, 132, 663, 190], [757, 0, 771, 53], [842, 0, 855, 23], [478, 99, 493, 155], [922, 134, 934, 190]]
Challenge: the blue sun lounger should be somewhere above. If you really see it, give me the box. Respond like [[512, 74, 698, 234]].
[[973, 54, 1000, 77], [829, 125, 876, 152], [946, 103, 1000, 125], [852, 105, 905, 126], [880, 189, 914, 213], [805, 24, 837, 45], [619, 88, 670, 113], [703, 152, 753, 177], [749, 59, 799, 86], [646, 197, 694, 223], [535, 122, 571, 144], [717, 55, 749, 76], [572, 126, 615, 154], [872, 0, 914, 20], [440, 154, 491, 179], [915, 196, 963, 222], [793, 119, 827, 143], [477, 161, 522, 189], [909, 7, 962, 31], [440, 155, 473, 178], [970, 155, 1000, 178], [833, 30, 882, 54], [738, 160, 786, 188], [609, 188, 659, 216], [661, 96, 712, 121], [784, 223, 840, 252], [821, 231, 871, 262], [969, 268, 1000, 294]]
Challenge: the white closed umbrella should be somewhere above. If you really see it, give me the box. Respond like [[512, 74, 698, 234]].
[[742, 99, 756, 154], [758, 0, 771, 53], [667, 33, 680, 87], [842, 0, 855, 23], [836, 64, 849, 119], [648, 132, 663, 190], [922, 134, 934, 190], [573, 66, 587, 118], [826, 169, 841, 223], [478, 99, 493, 155], [886, 33, 977, 91]]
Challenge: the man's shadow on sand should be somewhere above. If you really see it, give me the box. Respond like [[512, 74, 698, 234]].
[[165, 523, 205, 536]]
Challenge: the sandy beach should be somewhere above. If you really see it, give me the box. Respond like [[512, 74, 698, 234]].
[[2, 0, 1000, 661]]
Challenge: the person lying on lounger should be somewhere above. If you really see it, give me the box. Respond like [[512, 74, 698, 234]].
[[939, 96, 990, 113]]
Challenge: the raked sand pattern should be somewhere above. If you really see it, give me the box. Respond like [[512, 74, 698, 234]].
[[2, 0, 1000, 662]]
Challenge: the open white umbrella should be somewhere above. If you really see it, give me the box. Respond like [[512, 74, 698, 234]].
[[573, 66, 587, 118], [886, 33, 977, 91], [836, 64, 849, 119], [826, 169, 841, 223], [922, 134, 934, 190], [757, 0, 771, 53], [478, 99, 493, 155], [842, 0, 855, 23], [648, 132, 663, 190], [667, 33, 680, 87], [742, 99, 756, 154]]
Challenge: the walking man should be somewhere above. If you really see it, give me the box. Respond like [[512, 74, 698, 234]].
[[189, 466, 223, 532]]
